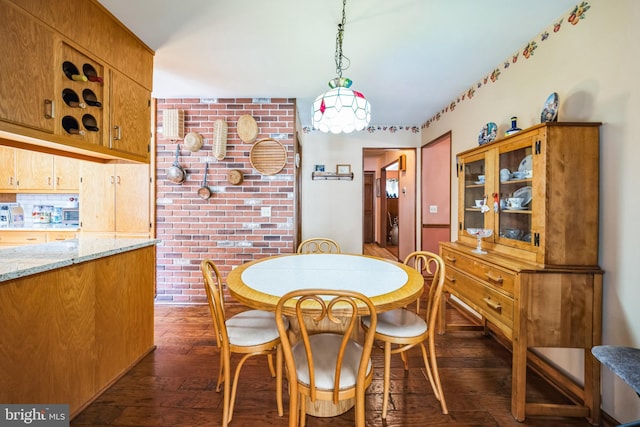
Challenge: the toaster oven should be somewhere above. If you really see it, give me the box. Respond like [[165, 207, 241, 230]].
[[62, 208, 79, 225]]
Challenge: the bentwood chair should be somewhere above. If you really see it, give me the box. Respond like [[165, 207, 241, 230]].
[[361, 251, 448, 417], [403, 251, 437, 314], [275, 289, 377, 427], [201, 259, 289, 426], [296, 238, 341, 254]]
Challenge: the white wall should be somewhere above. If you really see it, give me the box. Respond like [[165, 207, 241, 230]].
[[420, 1, 640, 422], [299, 130, 419, 255]]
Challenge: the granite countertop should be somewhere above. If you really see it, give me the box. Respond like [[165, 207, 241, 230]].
[[0, 223, 80, 231], [0, 237, 160, 282]]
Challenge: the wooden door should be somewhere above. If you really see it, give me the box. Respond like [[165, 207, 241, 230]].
[[15, 150, 54, 191], [114, 163, 150, 235], [53, 156, 80, 191], [363, 172, 375, 243], [0, 146, 17, 191], [421, 133, 451, 253], [109, 70, 151, 159], [0, 1, 55, 132], [80, 162, 115, 232]]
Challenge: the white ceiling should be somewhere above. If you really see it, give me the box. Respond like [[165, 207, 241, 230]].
[[98, 0, 576, 129]]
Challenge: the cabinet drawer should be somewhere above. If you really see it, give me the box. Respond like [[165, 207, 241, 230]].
[[0, 231, 46, 245], [46, 231, 78, 242], [444, 266, 514, 333], [441, 247, 515, 295]]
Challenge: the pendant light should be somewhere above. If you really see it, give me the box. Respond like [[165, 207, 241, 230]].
[[312, 0, 371, 134]]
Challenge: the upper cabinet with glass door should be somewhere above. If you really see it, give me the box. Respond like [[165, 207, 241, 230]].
[[456, 122, 601, 267]]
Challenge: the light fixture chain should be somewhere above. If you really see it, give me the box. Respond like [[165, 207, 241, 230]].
[[335, 0, 350, 78]]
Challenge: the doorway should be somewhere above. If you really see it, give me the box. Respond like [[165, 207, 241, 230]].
[[421, 132, 451, 253]]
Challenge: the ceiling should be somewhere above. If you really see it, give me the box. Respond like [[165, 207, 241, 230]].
[[97, 0, 576, 129]]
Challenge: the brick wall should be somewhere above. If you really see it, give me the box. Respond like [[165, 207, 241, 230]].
[[155, 98, 296, 303]]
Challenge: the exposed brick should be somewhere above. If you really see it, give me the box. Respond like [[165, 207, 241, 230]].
[[156, 98, 295, 302]]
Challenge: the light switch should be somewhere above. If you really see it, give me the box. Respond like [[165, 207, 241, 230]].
[[261, 207, 271, 217], [429, 205, 438, 213]]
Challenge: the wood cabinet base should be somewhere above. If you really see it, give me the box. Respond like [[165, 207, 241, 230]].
[[439, 241, 602, 424], [0, 245, 155, 417]]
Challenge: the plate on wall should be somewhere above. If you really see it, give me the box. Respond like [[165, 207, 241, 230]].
[[478, 122, 498, 145], [540, 92, 559, 123]]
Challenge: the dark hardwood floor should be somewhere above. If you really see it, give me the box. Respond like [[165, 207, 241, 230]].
[[71, 247, 611, 426]]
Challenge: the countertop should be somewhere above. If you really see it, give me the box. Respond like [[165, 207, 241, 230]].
[[0, 237, 160, 282], [0, 223, 80, 231]]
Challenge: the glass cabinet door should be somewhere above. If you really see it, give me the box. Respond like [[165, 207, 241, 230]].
[[497, 142, 533, 246], [461, 155, 489, 232]]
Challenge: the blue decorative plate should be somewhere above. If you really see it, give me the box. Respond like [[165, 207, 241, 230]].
[[478, 122, 498, 145], [541, 92, 559, 123]]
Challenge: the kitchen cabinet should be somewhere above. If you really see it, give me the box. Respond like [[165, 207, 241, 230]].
[[79, 162, 151, 236], [0, 0, 55, 133], [108, 70, 151, 158], [0, 0, 153, 163], [53, 155, 80, 191], [439, 122, 602, 423], [0, 146, 17, 191], [15, 150, 53, 191], [0, 147, 79, 193]]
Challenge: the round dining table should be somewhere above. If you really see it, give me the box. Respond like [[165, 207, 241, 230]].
[[226, 253, 424, 418], [226, 253, 424, 315]]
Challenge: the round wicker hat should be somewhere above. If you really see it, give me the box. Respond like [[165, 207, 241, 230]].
[[237, 114, 259, 143]]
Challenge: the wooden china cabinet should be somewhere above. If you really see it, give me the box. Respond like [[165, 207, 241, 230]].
[[439, 122, 603, 423]]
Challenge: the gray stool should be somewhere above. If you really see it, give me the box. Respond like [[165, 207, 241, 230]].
[[592, 345, 640, 427]]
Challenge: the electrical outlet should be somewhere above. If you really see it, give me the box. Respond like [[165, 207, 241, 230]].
[[261, 207, 271, 217], [429, 205, 438, 213]]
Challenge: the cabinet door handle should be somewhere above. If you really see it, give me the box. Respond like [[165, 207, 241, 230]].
[[483, 297, 502, 313], [44, 99, 55, 119], [485, 271, 503, 284], [110, 175, 115, 184], [26, 237, 37, 241], [56, 177, 60, 186], [113, 125, 122, 141], [116, 175, 121, 184], [445, 275, 456, 283], [445, 255, 456, 263], [48, 177, 52, 186]]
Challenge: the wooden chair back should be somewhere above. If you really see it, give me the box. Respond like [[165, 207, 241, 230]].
[[403, 251, 445, 318], [201, 259, 228, 351], [275, 289, 377, 426], [296, 238, 341, 254]]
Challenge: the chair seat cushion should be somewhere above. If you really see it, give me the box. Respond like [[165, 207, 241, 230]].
[[592, 345, 640, 395], [227, 310, 288, 347], [362, 308, 427, 338], [292, 333, 371, 390]]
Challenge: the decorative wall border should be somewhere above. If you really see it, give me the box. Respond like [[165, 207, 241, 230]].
[[421, 1, 591, 129]]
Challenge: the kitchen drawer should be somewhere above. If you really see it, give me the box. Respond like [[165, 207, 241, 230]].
[[441, 246, 515, 295], [0, 231, 46, 246], [46, 231, 78, 242], [444, 266, 514, 335]]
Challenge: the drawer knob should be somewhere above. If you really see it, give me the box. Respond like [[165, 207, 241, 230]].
[[483, 297, 502, 313], [445, 275, 456, 283], [445, 255, 456, 263], [485, 271, 503, 284]]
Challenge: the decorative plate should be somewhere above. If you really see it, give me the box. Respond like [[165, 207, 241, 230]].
[[513, 186, 532, 206], [478, 122, 498, 145], [518, 154, 532, 172], [540, 92, 559, 123]]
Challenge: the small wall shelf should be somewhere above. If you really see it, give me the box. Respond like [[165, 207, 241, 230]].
[[311, 172, 354, 181]]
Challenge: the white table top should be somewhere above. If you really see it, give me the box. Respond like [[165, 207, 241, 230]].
[[227, 253, 424, 313], [241, 253, 408, 297]]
